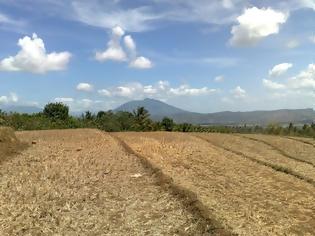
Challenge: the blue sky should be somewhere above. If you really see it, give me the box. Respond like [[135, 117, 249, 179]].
[[0, 0, 315, 113]]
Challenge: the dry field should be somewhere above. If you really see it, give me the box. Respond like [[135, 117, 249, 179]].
[[115, 132, 315, 236], [1, 129, 315, 235], [0, 129, 220, 236]]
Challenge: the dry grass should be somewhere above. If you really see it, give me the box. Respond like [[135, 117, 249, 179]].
[[0, 127, 26, 164], [193, 133, 315, 186], [240, 134, 315, 166], [115, 132, 315, 236], [0, 129, 211, 235]]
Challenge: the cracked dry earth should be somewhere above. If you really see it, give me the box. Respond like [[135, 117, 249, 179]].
[[0, 129, 214, 235]]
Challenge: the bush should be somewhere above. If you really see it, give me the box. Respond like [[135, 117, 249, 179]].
[[43, 103, 69, 121]]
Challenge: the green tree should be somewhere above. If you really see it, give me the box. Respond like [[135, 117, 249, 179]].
[[43, 103, 69, 121], [132, 107, 152, 131], [161, 117, 174, 131]]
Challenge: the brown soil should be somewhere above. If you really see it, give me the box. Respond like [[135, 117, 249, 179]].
[[0, 129, 217, 235], [115, 132, 315, 236]]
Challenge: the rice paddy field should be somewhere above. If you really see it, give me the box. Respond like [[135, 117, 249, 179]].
[[1, 128, 315, 235]]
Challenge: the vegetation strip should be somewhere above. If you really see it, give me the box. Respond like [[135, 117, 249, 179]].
[[109, 133, 235, 236], [193, 135, 315, 187], [235, 134, 315, 168]]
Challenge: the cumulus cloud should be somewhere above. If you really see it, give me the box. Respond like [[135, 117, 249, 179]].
[[263, 64, 315, 98], [214, 75, 224, 82], [289, 64, 315, 90], [231, 86, 246, 98], [96, 26, 153, 69], [53, 97, 98, 112], [170, 85, 216, 96], [95, 26, 127, 62], [98, 81, 216, 99], [269, 63, 293, 77], [129, 56, 153, 69], [124, 35, 136, 52], [0, 92, 19, 104], [263, 79, 286, 90], [54, 97, 74, 103], [98, 89, 111, 97], [76, 83, 94, 92], [0, 33, 71, 74], [230, 7, 287, 47]]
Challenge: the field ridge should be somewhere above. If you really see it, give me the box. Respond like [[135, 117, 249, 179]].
[[236, 134, 315, 168], [193, 134, 315, 187], [110, 133, 234, 236]]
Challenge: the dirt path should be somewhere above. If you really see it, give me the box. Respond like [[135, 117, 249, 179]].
[[0, 129, 216, 235], [115, 132, 315, 236]]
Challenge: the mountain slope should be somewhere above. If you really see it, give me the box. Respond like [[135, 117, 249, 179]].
[[114, 98, 189, 116], [114, 98, 315, 125], [0, 105, 42, 114]]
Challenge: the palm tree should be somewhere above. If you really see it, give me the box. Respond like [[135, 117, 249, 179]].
[[132, 107, 152, 131]]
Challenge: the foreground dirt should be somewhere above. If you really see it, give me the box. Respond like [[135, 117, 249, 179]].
[[115, 132, 315, 236], [0, 129, 215, 235]]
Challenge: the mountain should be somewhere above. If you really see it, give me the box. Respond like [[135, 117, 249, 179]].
[[114, 98, 315, 125], [0, 105, 42, 114], [114, 98, 188, 116]]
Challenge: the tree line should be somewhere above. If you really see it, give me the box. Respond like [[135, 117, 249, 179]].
[[0, 102, 315, 138]]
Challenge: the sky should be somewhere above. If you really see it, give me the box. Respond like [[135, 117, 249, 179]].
[[0, 0, 315, 113]]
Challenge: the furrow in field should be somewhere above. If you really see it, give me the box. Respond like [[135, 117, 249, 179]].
[[286, 136, 315, 148], [115, 132, 315, 236], [110, 133, 232, 236], [193, 133, 315, 187], [239, 134, 315, 167]]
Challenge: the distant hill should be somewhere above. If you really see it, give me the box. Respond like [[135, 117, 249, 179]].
[[114, 98, 315, 125], [0, 105, 42, 114]]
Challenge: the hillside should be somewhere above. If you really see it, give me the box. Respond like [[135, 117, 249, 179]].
[[115, 98, 315, 125], [0, 105, 42, 114]]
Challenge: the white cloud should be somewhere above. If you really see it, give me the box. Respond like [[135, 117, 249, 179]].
[[96, 26, 153, 69], [169, 85, 216, 96], [0, 33, 71, 74], [0, 92, 19, 104], [72, 1, 161, 32], [54, 97, 74, 103], [310, 35, 315, 44], [263, 64, 315, 100], [230, 7, 288, 47], [263, 79, 286, 90], [98, 81, 216, 99], [269, 63, 293, 77], [214, 75, 224, 82], [76, 83, 94, 92], [289, 64, 315, 90], [95, 26, 127, 62], [129, 56, 153, 69], [124, 35, 136, 52], [286, 39, 299, 48], [98, 89, 111, 97], [231, 86, 246, 98]]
